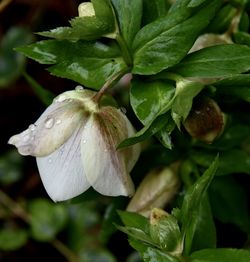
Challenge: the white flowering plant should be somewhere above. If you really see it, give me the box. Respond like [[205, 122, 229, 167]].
[[4, 0, 250, 261]]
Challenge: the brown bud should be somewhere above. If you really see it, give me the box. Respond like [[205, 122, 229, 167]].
[[184, 98, 225, 143]]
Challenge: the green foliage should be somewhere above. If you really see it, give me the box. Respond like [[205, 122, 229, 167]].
[[0, 27, 32, 87], [207, 4, 237, 33], [29, 198, 68, 241], [209, 175, 250, 233], [180, 156, 219, 255], [132, 0, 221, 74], [6, 0, 250, 260], [0, 150, 23, 185], [141, 0, 170, 25], [117, 157, 219, 260], [38, 0, 116, 41], [173, 44, 250, 78], [0, 228, 28, 251], [190, 248, 250, 262], [16, 40, 127, 89], [130, 79, 175, 125], [111, 0, 143, 48], [23, 72, 54, 105]]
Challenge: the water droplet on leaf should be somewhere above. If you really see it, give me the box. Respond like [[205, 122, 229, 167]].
[[45, 117, 54, 129]]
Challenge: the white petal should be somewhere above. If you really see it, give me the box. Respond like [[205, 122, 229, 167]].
[[36, 125, 90, 202], [81, 109, 135, 197], [8, 97, 84, 157]]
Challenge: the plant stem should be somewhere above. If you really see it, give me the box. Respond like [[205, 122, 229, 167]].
[[52, 239, 80, 262], [93, 68, 129, 103], [0, 0, 12, 12], [0, 189, 79, 262], [116, 34, 133, 66]]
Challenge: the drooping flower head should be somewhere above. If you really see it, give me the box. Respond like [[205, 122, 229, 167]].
[[8, 88, 140, 202]]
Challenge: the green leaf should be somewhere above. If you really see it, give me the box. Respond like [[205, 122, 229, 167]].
[[132, 0, 220, 74], [99, 199, 126, 243], [129, 238, 182, 262], [214, 74, 250, 102], [117, 225, 155, 246], [0, 27, 33, 87], [191, 149, 250, 176], [190, 248, 250, 262], [118, 210, 149, 233], [0, 228, 28, 251], [207, 4, 237, 33], [156, 119, 175, 149], [188, 0, 207, 7], [79, 248, 116, 262], [234, 32, 250, 46], [190, 196, 217, 252], [29, 198, 68, 241], [23, 72, 54, 105], [140, 246, 180, 262], [180, 156, 219, 256], [171, 80, 204, 128], [117, 113, 171, 149], [38, 0, 116, 41], [142, 0, 169, 24], [149, 214, 182, 252], [209, 175, 250, 232], [0, 150, 23, 185], [16, 40, 127, 89], [67, 202, 100, 251], [174, 44, 250, 78], [130, 79, 175, 125], [210, 124, 250, 150], [111, 0, 142, 48]]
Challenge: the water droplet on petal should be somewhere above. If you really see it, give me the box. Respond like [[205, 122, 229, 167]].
[[120, 107, 127, 114], [83, 139, 86, 144], [29, 124, 36, 131], [56, 119, 62, 125], [48, 158, 52, 163], [45, 117, 54, 129], [75, 85, 84, 91]]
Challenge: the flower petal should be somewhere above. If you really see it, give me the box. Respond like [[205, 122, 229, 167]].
[[8, 90, 95, 157], [81, 107, 137, 197], [36, 125, 90, 202]]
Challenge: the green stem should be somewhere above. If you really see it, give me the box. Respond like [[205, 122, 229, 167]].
[[0, 190, 79, 262], [116, 34, 133, 66], [93, 68, 129, 103]]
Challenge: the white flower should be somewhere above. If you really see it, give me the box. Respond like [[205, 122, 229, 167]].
[[8, 88, 140, 202]]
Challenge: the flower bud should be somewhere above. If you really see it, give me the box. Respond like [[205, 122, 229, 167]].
[[9, 88, 140, 201], [149, 208, 182, 253], [184, 98, 225, 143], [127, 164, 180, 217], [78, 2, 95, 17]]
